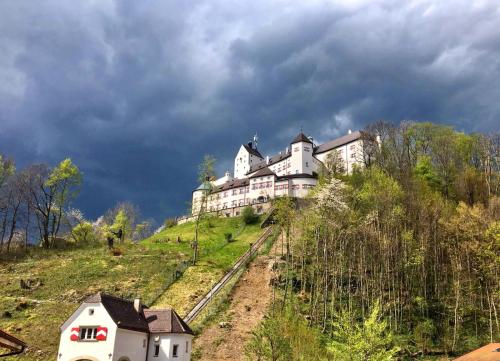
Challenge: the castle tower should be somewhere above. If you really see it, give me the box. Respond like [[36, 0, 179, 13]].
[[233, 135, 263, 179], [289, 132, 314, 175]]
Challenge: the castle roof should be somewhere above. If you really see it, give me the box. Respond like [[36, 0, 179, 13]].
[[243, 143, 263, 158], [249, 167, 275, 178], [195, 182, 211, 191], [247, 150, 291, 174], [211, 178, 249, 194], [276, 173, 317, 180], [83, 293, 193, 335], [291, 132, 313, 144], [314, 131, 361, 154]]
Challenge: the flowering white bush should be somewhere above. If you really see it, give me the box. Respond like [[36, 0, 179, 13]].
[[314, 178, 348, 213]]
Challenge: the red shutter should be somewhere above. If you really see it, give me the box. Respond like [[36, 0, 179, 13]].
[[70, 327, 80, 341], [96, 326, 108, 341]]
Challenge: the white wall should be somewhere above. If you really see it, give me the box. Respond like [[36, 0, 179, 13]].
[[290, 141, 314, 175], [147, 334, 193, 361], [268, 157, 291, 176], [248, 175, 275, 202], [113, 329, 148, 361], [234, 146, 262, 179], [58, 304, 117, 361], [314, 139, 364, 174]]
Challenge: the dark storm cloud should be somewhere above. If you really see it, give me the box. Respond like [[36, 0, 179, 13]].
[[1, 0, 499, 221]]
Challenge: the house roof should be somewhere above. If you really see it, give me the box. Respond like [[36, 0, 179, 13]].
[[83, 293, 193, 335], [249, 167, 275, 178], [291, 132, 313, 144], [454, 343, 500, 361], [84, 293, 149, 332], [143, 309, 194, 335], [314, 131, 361, 154], [243, 143, 263, 158]]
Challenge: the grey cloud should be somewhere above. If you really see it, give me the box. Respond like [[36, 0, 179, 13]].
[[0, 0, 499, 221]]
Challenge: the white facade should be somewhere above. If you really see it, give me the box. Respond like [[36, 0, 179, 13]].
[[314, 137, 364, 174], [147, 334, 192, 361], [191, 130, 365, 216], [113, 329, 148, 361], [58, 303, 118, 361], [234, 144, 263, 179]]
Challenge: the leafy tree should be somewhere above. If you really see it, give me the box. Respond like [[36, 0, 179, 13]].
[[246, 313, 292, 361], [323, 149, 345, 177], [246, 304, 327, 361], [329, 301, 399, 361], [70, 221, 97, 244], [111, 209, 129, 242], [193, 154, 216, 264], [46, 158, 82, 238], [242, 206, 259, 224]]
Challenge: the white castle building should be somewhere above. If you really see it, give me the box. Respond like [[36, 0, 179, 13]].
[[191, 130, 364, 217]]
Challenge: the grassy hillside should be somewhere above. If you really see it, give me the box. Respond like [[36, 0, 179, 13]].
[[143, 215, 264, 315], [0, 215, 263, 360]]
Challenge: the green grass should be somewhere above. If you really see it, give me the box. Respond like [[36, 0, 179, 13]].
[[0, 243, 184, 360], [148, 216, 264, 315], [0, 215, 266, 360]]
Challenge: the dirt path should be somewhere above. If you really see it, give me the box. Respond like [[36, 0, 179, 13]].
[[193, 235, 283, 361]]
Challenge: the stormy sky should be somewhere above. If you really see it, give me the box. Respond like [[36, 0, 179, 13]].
[[1, 0, 499, 223]]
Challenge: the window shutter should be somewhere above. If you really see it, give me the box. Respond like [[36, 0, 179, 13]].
[[96, 326, 108, 341], [70, 327, 80, 341]]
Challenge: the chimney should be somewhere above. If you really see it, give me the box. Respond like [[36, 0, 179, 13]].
[[348, 129, 352, 134], [225, 171, 230, 178], [266, 156, 270, 164], [279, 151, 282, 155], [286, 147, 289, 153], [134, 298, 142, 313]]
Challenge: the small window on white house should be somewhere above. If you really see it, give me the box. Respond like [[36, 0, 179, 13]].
[[154, 344, 160, 357], [80, 327, 97, 340], [173, 344, 179, 357], [185, 340, 189, 353], [88, 308, 94, 315]]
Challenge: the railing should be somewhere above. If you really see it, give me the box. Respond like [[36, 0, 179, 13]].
[[183, 226, 274, 324]]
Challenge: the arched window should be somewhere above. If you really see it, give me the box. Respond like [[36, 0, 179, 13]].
[[117, 357, 130, 361]]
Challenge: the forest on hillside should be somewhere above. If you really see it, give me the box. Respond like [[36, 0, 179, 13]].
[[247, 121, 499, 360]]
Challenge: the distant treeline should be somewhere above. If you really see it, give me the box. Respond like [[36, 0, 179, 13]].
[[248, 121, 499, 360], [0, 157, 154, 253]]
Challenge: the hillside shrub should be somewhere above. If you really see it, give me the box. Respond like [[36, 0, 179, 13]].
[[71, 221, 98, 244], [242, 206, 259, 224], [224, 232, 233, 242], [164, 218, 177, 228]]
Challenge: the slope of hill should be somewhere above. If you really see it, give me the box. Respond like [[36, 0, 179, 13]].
[[0, 215, 262, 360], [144, 216, 263, 315]]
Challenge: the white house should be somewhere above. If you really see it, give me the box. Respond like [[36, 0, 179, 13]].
[[191, 130, 364, 216], [58, 293, 193, 361]]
